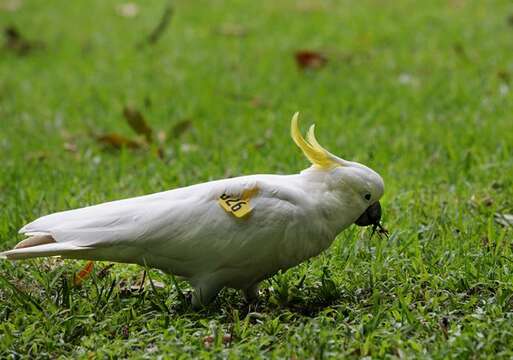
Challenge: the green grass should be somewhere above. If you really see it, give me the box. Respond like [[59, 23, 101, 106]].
[[1, 0, 513, 357]]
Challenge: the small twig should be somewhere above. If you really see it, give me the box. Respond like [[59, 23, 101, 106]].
[[142, 0, 174, 46], [370, 222, 389, 240]]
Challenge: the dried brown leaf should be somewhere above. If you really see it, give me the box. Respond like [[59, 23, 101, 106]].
[[123, 106, 153, 142], [143, 0, 173, 46], [203, 335, 214, 348], [4, 25, 43, 55], [294, 50, 327, 70], [202, 334, 233, 348], [96, 133, 141, 149], [120, 324, 129, 339], [74, 261, 95, 286], [97, 264, 115, 279]]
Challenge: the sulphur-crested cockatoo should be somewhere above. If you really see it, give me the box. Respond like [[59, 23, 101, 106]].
[[1, 113, 385, 307]]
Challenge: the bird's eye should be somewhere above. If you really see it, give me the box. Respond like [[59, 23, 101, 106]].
[[364, 193, 371, 201]]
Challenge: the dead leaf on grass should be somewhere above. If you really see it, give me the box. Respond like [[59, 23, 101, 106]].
[[4, 25, 41, 55], [294, 50, 327, 70], [97, 264, 115, 279], [123, 106, 153, 143], [73, 261, 95, 286], [142, 0, 173, 46], [96, 133, 142, 149], [202, 334, 232, 348]]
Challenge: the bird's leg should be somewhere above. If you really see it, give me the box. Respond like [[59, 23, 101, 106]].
[[242, 283, 260, 303], [191, 283, 223, 309]]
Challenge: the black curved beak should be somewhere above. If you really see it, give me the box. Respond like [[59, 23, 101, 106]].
[[355, 201, 382, 227], [355, 201, 389, 238]]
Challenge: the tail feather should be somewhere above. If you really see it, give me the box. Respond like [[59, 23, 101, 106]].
[[0, 242, 93, 260], [14, 235, 56, 249]]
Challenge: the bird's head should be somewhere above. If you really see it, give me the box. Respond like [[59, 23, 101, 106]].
[[291, 112, 386, 232]]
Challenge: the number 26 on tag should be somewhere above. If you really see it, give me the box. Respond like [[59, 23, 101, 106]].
[[219, 193, 252, 218]]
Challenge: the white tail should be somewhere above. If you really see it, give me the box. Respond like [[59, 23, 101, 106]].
[[1, 240, 92, 260]]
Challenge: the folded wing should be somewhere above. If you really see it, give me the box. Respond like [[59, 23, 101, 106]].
[[2, 175, 309, 279]]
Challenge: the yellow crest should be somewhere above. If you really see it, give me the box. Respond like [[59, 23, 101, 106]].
[[290, 112, 341, 169]]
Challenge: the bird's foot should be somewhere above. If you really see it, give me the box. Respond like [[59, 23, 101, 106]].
[[242, 283, 260, 304]]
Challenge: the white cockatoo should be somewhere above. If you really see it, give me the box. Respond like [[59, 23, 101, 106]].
[[1, 113, 385, 307]]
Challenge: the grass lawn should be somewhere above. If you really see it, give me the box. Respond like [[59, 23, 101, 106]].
[[1, 0, 513, 357]]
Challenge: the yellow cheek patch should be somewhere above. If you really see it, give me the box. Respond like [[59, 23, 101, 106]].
[[218, 187, 259, 218]]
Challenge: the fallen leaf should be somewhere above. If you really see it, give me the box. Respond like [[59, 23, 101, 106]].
[[74, 261, 95, 286], [203, 335, 214, 348], [120, 324, 129, 339], [96, 133, 141, 149], [222, 334, 232, 345], [116, 3, 139, 18], [123, 106, 153, 143], [4, 26, 32, 55], [171, 119, 193, 138], [202, 334, 232, 348], [142, 0, 173, 46], [294, 50, 327, 70], [97, 264, 115, 279], [495, 213, 513, 227], [216, 23, 248, 37]]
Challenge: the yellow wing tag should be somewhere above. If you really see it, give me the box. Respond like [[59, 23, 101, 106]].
[[218, 188, 258, 218]]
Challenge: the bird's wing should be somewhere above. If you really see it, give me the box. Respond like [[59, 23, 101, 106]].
[[6, 175, 315, 278]]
